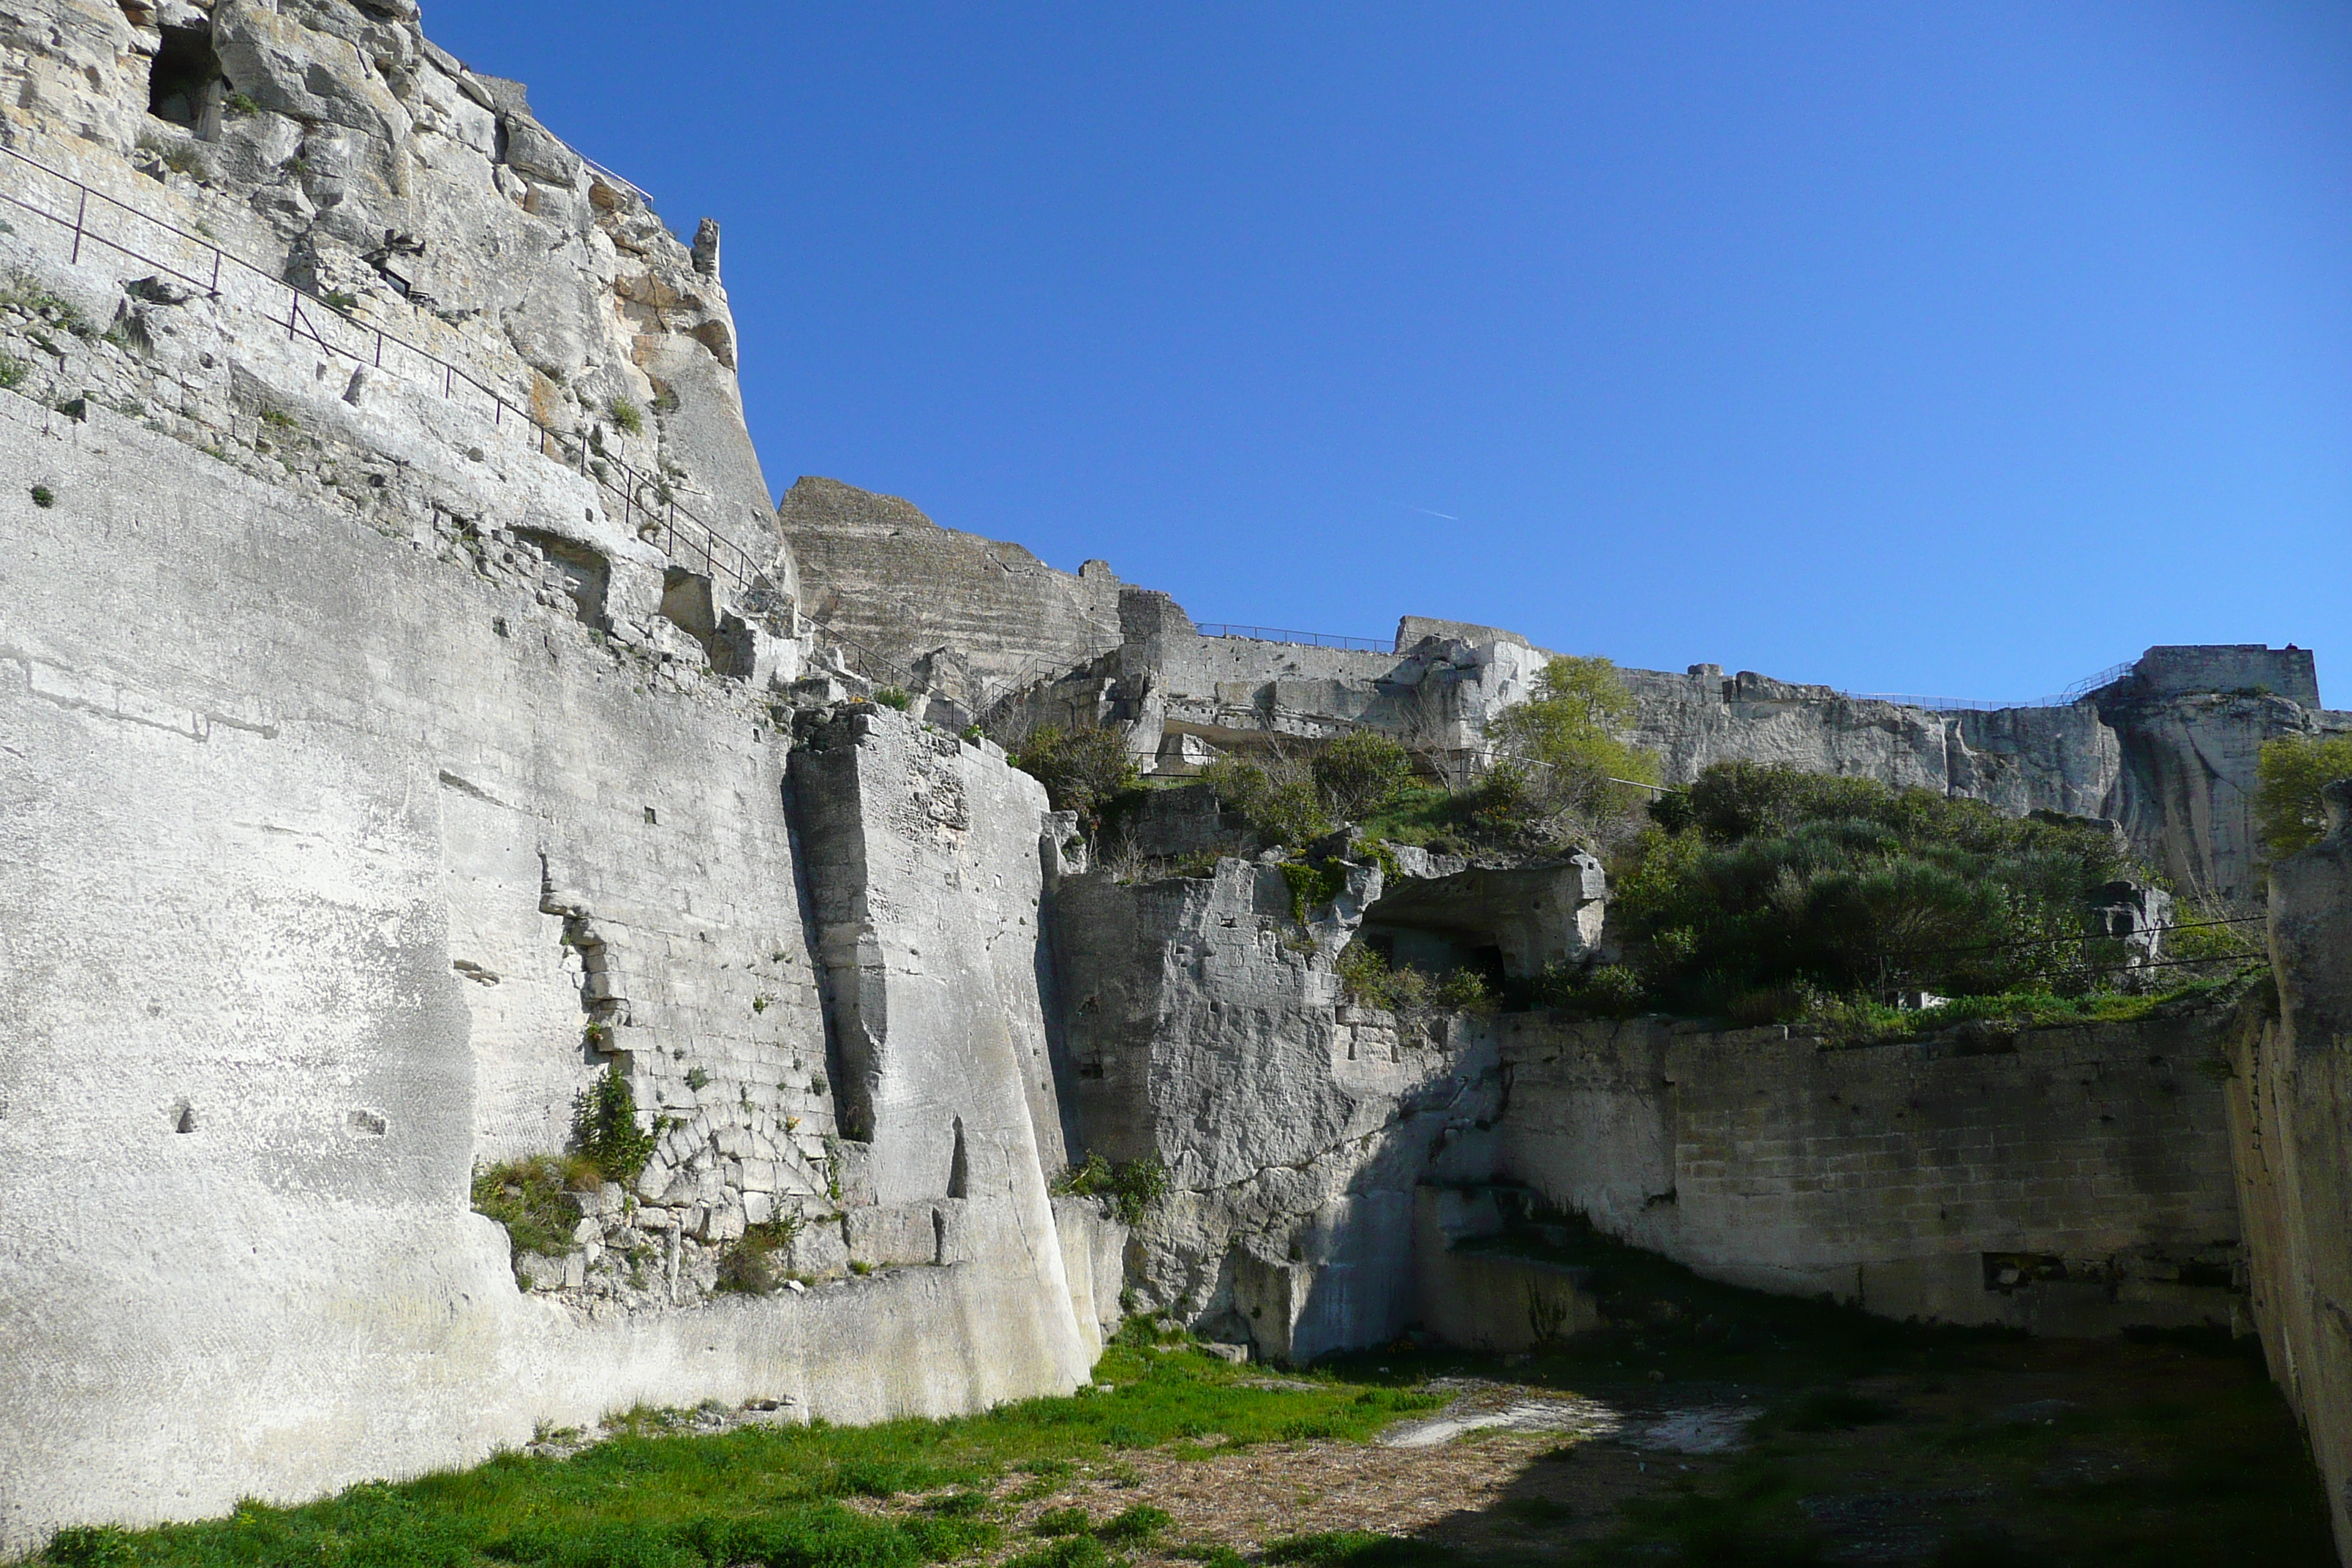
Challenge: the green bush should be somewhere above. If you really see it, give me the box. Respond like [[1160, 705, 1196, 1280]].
[[1610, 761, 2143, 1016], [2257, 733, 2352, 861], [571, 1063, 655, 1184], [1200, 756, 1332, 849], [872, 686, 914, 711], [1533, 960, 1648, 1017], [607, 396, 645, 436], [716, 1214, 804, 1294], [1311, 732, 1413, 823], [1011, 726, 1140, 832]]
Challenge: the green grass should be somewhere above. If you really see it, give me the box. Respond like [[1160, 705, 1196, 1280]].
[[34, 1242, 2329, 1568], [45, 1346, 1436, 1568]]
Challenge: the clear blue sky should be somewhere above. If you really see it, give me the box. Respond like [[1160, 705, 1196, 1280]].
[[428, 2, 2351, 703]]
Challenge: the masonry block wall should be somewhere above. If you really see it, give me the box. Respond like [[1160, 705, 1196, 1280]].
[[1498, 1011, 2244, 1333]]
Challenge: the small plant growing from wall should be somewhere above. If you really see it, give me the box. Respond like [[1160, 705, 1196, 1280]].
[[29, 485, 54, 508], [606, 396, 644, 436], [0, 354, 27, 391], [715, 1213, 803, 1294], [1054, 1154, 1169, 1226], [685, 1066, 710, 1091], [752, 994, 772, 1014], [471, 1153, 599, 1259], [570, 1063, 654, 1184], [872, 686, 913, 711]]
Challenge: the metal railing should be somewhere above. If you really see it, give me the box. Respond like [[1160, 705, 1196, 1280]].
[[0, 139, 769, 598], [1195, 622, 1389, 652], [0, 137, 935, 688], [1843, 660, 2142, 713]]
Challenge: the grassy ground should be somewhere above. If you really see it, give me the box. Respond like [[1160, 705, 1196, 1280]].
[[43, 1235, 2331, 1568]]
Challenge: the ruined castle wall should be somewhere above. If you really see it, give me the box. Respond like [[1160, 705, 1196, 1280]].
[[2225, 785, 2352, 1563], [780, 476, 1124, 692], [1499, 1011, 2244, 1333], [0, 396, 1090, 1550]]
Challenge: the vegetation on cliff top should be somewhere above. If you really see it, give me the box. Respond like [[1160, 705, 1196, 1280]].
[[1581, 761, 2258, 1028], [2256, 731, 2352, 861]]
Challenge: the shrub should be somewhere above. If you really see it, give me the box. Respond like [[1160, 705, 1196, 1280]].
[[225, 90, 262, 116], [0, 354, 26, 391], [1311, 731, 1413, 823], [2257, 733, 2352, 861], [1011, 726, 1139, 832], [872, 686, 913, 711], [1534, 960, 1647, 1017], [1201, 755, 1331, 848], [570, 1063, 655, 1183], [1279, 858, 1349, 924], [717, 1215, 804, 1294], [30, 484, 54, 508], [1610, 761, 2143, 1016], [606, 396, 644, 436], [1335, 941, 1495, 1014]]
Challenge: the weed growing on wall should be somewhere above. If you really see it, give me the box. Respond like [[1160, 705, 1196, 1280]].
[[471, 1154, 599, 1258], [1053, 1154, 1169, 1226], [715, 1214, 804, 1294], [1336, 942, 1496, 1015], [2256, 733, 2352, 861], [872, 685, 914, 711], [571, 1063, 655, 1184], [606, 396, 644, 436]]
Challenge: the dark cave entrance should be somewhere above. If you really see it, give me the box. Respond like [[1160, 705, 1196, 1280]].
[[147, 24, 221, 129]]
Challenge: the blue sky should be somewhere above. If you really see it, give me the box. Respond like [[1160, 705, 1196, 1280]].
[[428, 3, 2351, 703]]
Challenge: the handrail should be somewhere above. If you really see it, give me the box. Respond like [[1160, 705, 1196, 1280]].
[[1194, 622, 1388, 652], [1844, 660, 2142, 713], [0, 138, 766, 598]]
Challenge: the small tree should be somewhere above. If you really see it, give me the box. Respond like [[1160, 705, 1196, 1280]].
[[1485, 655, 1660, 824], [1311, 731, 1413, 822], [2256, 733, 2352, 860], [1201, 755, 1333, 849]]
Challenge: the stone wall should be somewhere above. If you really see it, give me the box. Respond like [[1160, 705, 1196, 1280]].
[[780, 475, 1126, 700], [0, 396, 1096, 1551], [2225, 781, 2352, 1562], [1498, 1011, 2245, 1333]]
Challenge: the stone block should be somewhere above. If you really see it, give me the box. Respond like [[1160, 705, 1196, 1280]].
[[844, 1202, 939, 1268]]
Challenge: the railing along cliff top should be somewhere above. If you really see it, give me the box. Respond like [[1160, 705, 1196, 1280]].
[[0, 140, 770, 597]]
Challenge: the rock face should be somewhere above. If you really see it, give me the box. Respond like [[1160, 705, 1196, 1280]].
[[0, 0, 791, 608], [780, 475, 1128, 701], [2227, 781, 2352, 1564], [0, 396, 1103, 1552], [1, 1, 2348, 1558]]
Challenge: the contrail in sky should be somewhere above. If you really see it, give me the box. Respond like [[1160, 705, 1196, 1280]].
[[1381, 500, 1460, 521]]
